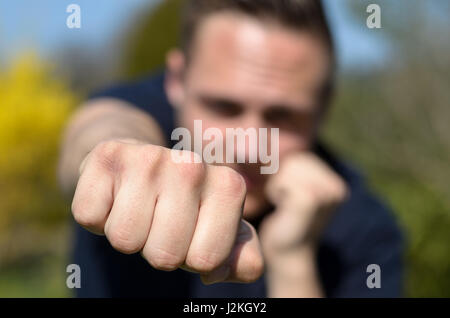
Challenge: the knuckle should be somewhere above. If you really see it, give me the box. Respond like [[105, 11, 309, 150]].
[[71, 200, 102, 229], [136, 145, 166, 175], [337, 182, 349, 200], [175, 159, 206, 187], [218, 167, 246, 198], [145, 246, 184, 271], [95, 140, 122, 157], [92, 140, 123, 172], [186, 251, 223, 273], [107, 226, 141, 254], [329, 178, 349, 203], [142, 144, 165, 163]]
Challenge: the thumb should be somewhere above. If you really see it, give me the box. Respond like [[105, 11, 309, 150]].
[[200, 220, 265, 285]]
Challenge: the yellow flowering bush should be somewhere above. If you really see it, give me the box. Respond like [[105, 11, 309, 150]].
[[0, 54, 78, 263]]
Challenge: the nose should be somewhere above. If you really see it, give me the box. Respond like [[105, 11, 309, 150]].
[[243, 112, 265, 131], [233, 112, 266, 164]]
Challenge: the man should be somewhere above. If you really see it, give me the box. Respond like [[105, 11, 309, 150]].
[[59, 0, 403, 297]]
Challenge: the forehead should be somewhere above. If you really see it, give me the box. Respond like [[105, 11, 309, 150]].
[[186, 12, 330, 110]]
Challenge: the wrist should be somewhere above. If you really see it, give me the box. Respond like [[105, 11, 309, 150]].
[[266, 244, 317, 278], [265, 244, 323, 298]]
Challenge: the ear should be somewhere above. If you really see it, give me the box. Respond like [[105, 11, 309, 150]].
[[165, 49, 186, 109]]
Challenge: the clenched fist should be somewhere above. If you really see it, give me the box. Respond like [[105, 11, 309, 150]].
[[71, 139, 264, 285], [260, 152, 349, 259]]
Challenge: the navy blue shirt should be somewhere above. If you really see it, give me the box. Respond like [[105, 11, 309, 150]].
[[72, 72, 404, 298]]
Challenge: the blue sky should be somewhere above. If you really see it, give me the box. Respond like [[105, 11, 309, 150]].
[[0, 0, 389, 71]]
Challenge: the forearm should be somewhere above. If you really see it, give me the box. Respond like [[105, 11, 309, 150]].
[[58, 98, 166, 196], [266, 246, 324, 298]]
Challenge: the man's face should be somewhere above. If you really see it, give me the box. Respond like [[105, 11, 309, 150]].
[[166, 12, 331, 220]]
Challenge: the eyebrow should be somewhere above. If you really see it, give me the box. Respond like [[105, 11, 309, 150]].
[[199, 95, 243, 109], [198, 93, 314, 114], [265, 103, 313, 115]]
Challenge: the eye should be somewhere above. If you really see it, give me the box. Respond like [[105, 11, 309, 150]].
[[264, 107, 313, 132], [200, 97, 243, 117], [264, 108, 292, 123]]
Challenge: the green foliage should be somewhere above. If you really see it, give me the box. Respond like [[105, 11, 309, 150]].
[[121, 0, 183, 78], [322, 73, 450, 297], [0, 231, 71, 297], [334, 0, 450, 297], [0, 54, 78, 266]]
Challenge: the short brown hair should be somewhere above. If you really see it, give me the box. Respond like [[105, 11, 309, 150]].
[[180, 0, 336, 105]]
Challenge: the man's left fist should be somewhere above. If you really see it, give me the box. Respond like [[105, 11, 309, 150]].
[[259, 152, 349, 258]]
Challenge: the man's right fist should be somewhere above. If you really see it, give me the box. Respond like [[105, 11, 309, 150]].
[[71, 139, 264, 284]]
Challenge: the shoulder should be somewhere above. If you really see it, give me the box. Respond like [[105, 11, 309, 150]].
[[88, 71, 175, 139], [89, 72, 166, 107]]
